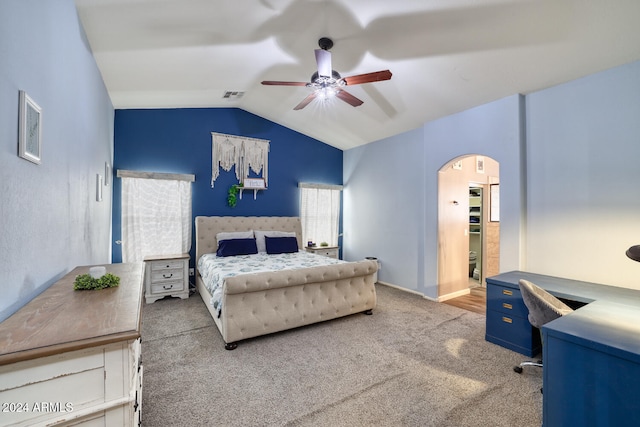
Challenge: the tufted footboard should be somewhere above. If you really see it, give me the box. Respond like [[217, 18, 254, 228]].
[[196, 259, 377, 348], [220, 259, 377, 344]]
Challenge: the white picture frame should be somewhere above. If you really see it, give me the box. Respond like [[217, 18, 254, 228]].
[[476, 156, 485, 174], [18, 90, 42, 164], [105, 162, 111, 186], [96, 174, 103, 202], [243, 177, 266, 189]]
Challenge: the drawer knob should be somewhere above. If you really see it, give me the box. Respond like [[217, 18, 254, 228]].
[[163, 273, 173, 279], [502, 289, 513, 296], [502, 303, 513, 310], [502, 316, 513, 324]]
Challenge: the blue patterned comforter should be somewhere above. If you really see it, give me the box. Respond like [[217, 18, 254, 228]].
[[197, 251, 345, 317]]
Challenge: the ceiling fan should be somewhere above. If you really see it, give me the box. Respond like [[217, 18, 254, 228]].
[[261, 37, 392, 110]]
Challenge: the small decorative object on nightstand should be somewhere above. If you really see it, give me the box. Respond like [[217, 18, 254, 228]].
[[305, 245, 339, 259], [144, 253, 189, 303]]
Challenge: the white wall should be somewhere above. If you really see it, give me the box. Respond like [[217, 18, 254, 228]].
[[525, 60, 640, 288], [0, 0, 114, 321], [344, 95, 524, 299]]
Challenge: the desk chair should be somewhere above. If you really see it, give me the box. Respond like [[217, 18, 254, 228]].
[[514, 279, 574, 374]]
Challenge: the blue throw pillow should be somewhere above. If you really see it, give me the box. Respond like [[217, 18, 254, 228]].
[[265, 236, 298, 254], [216, 238, 258, 257]]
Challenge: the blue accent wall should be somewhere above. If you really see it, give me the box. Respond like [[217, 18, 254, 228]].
[[113, 108, 343, 265]]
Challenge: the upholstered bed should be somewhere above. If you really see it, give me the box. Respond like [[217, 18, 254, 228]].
[[195, 216, 378, 349]]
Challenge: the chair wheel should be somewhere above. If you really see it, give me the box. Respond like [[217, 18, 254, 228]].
[[513, 366, 523, 373]]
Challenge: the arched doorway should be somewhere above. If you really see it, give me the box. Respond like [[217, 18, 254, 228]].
[[437, 155, 500, 300]]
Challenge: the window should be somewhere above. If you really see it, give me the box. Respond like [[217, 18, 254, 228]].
[[119, 171, 194, 263], [299, 183, 342, 246]]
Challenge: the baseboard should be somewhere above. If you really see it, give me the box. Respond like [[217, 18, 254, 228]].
[[376, 281, 471, 303], [376, 281, 433, 299], [437, 287, 471, 302]]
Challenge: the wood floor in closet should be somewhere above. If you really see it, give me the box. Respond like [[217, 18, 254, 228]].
[[443, 286, 486, 314]]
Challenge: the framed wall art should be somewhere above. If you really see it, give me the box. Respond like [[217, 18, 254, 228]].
[[243, 177, 266, 189], [96, 174, 103, 202], [105, 162, 111, 186], [475, 156, 485, 174], [18, 90, 42, 164]]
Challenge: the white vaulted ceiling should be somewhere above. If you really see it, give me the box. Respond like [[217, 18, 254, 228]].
[[74, 0, 640, 150]]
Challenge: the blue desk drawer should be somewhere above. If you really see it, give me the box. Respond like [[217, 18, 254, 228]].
[[486, 283, 529, 318], [486, 309, 541, 356]]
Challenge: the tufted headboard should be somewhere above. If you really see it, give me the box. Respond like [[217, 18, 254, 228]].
[[195, 216, 304, 264]]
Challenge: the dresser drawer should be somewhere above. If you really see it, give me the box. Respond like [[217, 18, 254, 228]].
[[150, 269, 183, 283], [486, 309, 541, 356], [151, 280, 184, 294], [486, 283, 529, 318], [150, 259, 185, 271]]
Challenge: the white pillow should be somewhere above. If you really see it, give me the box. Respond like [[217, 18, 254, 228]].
[[216, 230, 254, 246], [254, 230, 297, 253]]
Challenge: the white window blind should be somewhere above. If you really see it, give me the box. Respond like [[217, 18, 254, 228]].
[[299, 183, 342, 246], [119, 171, 194, 263]]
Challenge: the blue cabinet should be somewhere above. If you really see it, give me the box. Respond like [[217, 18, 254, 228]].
[[485, 276, 541, 356]]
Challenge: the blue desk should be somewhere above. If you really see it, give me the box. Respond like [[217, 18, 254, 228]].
[[543, 301, 640, 426], [485, 271, 640, 426], [485, 271, 640, 356]]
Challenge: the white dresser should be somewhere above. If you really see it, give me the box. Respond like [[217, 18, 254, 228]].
[[0, 263, 144, 427], [144, 253, 189, 303]]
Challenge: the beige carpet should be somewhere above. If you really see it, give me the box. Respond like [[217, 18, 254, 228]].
[[141, 284, 542, 426]]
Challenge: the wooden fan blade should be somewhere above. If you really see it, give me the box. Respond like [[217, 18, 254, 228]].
[[336, 90, 364, 107], [261, 81, 308, 86], [314, 49, 332, 78], [293, 92, 317, 110], [343, 70, 392, 86]]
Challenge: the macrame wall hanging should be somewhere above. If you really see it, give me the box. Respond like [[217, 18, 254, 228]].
[[211, 132, 270, 188]]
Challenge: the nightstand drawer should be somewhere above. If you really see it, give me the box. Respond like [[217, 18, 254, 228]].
[[151, 280, 184, 294], [150, 269, 183, 283], [150, 260, 184, 270], [315, 248, 338, 258], [305, 246, 339, 259]]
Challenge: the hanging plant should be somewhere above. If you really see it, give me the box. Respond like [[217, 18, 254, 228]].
[[227, 184, 242, 207]]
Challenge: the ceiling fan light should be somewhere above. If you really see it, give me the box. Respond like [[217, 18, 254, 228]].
[[316, 86, 337, 101]]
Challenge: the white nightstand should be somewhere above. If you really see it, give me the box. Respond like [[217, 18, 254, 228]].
[[144, 253, 190, 303], [305, 246, 340, 259]]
